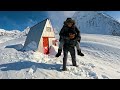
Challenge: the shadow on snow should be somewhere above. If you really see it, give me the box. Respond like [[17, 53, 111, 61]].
[[0, 61, 62, 71], [5, 44, 23, 51]]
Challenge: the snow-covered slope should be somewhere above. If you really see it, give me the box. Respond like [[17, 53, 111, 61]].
[[73, 11, 120, 36], [0, 29, 21, 36], [0, 26, 30, 37], [21, 26, 30, 36], [0, 27, 30, 44], [0, 32, 120, 79]]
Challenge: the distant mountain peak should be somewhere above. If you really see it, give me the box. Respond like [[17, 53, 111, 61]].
[[0, 26, 30, 37], [72, 11, 120, 36]]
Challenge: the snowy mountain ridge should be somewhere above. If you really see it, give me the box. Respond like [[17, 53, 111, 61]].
[[73, 11, 120, 36], [0, 26, 30, 37], [0, 29, 20, 36]]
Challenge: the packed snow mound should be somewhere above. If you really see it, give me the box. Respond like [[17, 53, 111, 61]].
[[0, 36, 15, 44], [49, 45, 58, 55], [73, 11, 120, 36]]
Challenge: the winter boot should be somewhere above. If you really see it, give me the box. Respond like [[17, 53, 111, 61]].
[[62, 68, 67, 71], [72, 61, 79, 67], [77, 50, 84, 56], [55, 49, 62, 57], [73, 64, 79, 67]]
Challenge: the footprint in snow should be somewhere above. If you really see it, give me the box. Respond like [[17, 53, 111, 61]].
[[88, 63, 95, 68], [28, 65, 37, 74], [101, 75, 109, 79], [88, 71, 98, 79], [117, 71, 120, 73]]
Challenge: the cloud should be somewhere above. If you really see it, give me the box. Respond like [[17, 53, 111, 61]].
[[47, 11, 76, 31], [25, 18, 37, 28], [63, 11, 76, 17], [28, 18, 37, 24], [47, 11, 76, 19], [116, 18, 120, 23]]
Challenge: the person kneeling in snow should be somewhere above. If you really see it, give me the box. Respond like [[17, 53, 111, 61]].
[[55, 18, 84, 57]]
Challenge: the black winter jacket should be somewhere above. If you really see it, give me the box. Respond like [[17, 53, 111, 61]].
[[59, 25, 81, 42]]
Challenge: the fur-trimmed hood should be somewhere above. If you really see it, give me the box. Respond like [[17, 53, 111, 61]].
[[64, 18, 75, 25]]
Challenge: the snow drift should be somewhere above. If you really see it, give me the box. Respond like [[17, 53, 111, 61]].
[[0, 26, 30, 38], [0, 32, 120, 79]]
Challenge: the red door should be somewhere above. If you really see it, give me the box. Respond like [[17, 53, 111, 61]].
[[43, 37, 49, 54]]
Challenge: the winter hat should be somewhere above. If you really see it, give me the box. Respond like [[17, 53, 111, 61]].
[[66, 18, 72, 21], [64, 18, 75, 25]]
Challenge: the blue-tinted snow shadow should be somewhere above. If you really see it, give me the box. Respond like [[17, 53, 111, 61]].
[[5, 44, 23, 51], [0, 61, 62, 71]]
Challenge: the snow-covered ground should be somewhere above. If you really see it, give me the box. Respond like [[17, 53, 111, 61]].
[[0, 33, 120, 79]]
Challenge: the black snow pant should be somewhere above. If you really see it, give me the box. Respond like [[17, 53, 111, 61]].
[[63, 45, 77, 70]]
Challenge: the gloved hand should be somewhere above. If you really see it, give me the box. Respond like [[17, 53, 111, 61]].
[[61, 36, 69, 40], [64, 36, 70, 40], [69, 33, 75, 39], [76, 37, 80, 40]]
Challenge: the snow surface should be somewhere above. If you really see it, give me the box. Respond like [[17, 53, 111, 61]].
[[0, 29, 120, 79]]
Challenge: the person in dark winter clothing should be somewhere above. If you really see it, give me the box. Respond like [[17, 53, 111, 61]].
[[62, 28, 79, 71], [55, 18, 84, 57]]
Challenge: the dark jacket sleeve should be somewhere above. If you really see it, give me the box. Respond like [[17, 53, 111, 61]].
[[59, 26, 64, 37], [75, 26, 81, 41], [59, 26, 69, 40]]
